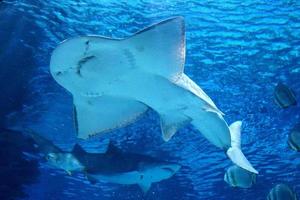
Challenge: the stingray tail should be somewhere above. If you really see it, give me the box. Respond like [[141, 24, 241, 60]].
[[226, 121, 258, 174]]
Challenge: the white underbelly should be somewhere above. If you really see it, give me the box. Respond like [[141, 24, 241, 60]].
[[98, 71, 192, 111], [90, 171, 141, 185]]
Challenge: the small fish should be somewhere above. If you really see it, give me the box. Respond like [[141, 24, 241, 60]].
[[224, 165, 256, 188], [274, 83, 297, 108], [288, 124, 300, 152], [267, 184, 298, 200]]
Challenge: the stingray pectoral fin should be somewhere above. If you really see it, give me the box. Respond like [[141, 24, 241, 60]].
[[160, 114, 191, 142], [73, 95, 148, 139], [127, 17, 185, 79], [226, 121, 258, 174]]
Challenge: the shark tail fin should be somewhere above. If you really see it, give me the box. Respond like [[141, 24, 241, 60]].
[[226, 121, 258, 174]]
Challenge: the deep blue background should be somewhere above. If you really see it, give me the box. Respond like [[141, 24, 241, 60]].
[[0, 0, 300, 199]]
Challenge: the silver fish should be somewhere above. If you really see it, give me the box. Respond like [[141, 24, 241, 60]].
[[288, 123, 300, 152], [274, 83, 297, 108], [224, 165, 256, 188], [267, 184, 298, 200]]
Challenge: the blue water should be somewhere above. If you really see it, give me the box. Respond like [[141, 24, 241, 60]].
[[0, 0, 300, 199]]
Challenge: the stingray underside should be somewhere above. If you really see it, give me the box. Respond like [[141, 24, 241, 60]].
[[50, 17, 188, 139]]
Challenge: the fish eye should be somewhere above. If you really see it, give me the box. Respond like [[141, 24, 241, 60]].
[[46, 153, 56, 160]]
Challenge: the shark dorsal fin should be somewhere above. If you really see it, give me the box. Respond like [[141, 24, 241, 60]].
[[72, 144, 86, 156], [106, 142, 120, 154], [86, 174, 98, 185]]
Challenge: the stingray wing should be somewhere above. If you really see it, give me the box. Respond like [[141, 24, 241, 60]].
[[49, 17, 185, 139], [73, 95, 148, 139], [126, 16, 185, 79]]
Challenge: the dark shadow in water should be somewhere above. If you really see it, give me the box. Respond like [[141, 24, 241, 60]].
[[0, 129, 40, 200], [0, 1, 39, 129]]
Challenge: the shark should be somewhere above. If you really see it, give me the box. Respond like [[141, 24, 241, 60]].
[[28, 131, 180, 192], [71, 142, 181, 193], [49, 16, 258, 174]]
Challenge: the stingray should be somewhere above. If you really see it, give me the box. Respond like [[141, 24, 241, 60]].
[[50, 17, 257, 174]]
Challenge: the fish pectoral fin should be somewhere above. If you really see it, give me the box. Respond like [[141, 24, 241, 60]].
[[160, 114, 191, 142], [86, 174, 98, 185], [138, 181, 152, 193], [73, 95, 148, 139], [66, 170, 72, 176]]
